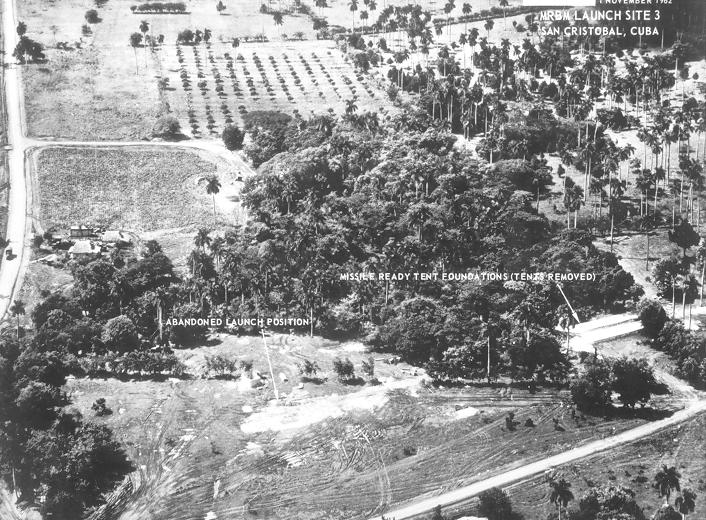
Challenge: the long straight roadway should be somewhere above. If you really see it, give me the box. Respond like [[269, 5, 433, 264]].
[[370, 317, 706, 520], [0, 0, 29, 321]]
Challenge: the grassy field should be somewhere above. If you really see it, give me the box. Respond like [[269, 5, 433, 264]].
[[17, 0, 389, 140], [23, 46, 161, 140], [60, 331, 680, 520], [32, 146, 237, 233], [18, 0, 315, 46]]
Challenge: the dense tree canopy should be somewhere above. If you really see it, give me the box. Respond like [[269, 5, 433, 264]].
[[213, 110, 642, 381]]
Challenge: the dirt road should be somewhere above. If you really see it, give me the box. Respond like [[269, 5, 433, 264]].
[[370, 398, 706, 520], [371, 318, 706, 520], [0, 0, 30, 321]]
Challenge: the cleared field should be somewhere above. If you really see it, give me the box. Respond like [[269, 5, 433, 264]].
[[62, 332, 673, 520], [18, 0, 315, 45], [162, 41, 389, 137], [506, 413, 706, 520], [32, 146, 238, 232], [24, 47, 160, 140], [19, 2, 391, 139]]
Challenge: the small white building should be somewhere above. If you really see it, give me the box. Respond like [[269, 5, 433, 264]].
[[100, 230, 131, 246], [70, 225, 93, 238], [68, 240, 101, 260]]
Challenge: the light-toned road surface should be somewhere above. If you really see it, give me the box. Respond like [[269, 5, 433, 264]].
[[370, 399, 706, 520], [0, 0, 29, 321], [568, 313, 642, 353]]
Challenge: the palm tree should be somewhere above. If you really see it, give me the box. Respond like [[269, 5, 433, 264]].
[[676, 488, 697, 519], [150, 287, 171, 344], [484, 19, 494, 39], [549, 479, 574, 520], [273, 11, 284, 35], [468, 27, 479, 69], [697, 239, 706, 304], [315, 0, 328, 15], [499, 0, 509, 27], [210, 235, 225, 268], [564, 177, 584, 228], [139, 20, 150, 36], [9, 300, 25, 340], [654, 465, 681, 504], [403, 202, 433, 242], [461, 2, 471, 33], [348, 0, 359, 29], [49, 24, 59, 44], [443, 0, 455, 43], [345, 97, 358, 115], [194, 228, 212, 252], [202, 175, 221, 224], [129, 32, 143, 74]]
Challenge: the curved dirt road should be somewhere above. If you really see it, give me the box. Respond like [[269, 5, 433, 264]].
[[0, 0, 254, 322], [370, 319, 706, 520]]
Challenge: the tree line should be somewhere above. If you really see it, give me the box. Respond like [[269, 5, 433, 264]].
[[425, 464, 697, 520]]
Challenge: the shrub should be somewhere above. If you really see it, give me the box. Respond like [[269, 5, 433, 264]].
[[222, 124, 245, 151], [478, 487, 514, 520], [611, 357, 659, 408], [92, 398, 112, 416], [13, 35, 45, 64], [85, 9, 101, 23], [386, 82, 399, 101], [332, 357, 355, 382], [114, 350, 185, 377], [490, 159, 552, 192], [168, 303, 208, 345], [101, 315, 139, 353], [177, 28, 194, 44], [361, 356, 375, 378], [297, 359, 320, 377], [205, 355, 240, 379], [133, 2, 187, 13], [570, 360, 613, 411], [637, 298, 667, 338], [152, 115, 181, 138]]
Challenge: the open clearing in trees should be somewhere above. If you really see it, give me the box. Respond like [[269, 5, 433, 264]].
[[65, 333, 668, 520]]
